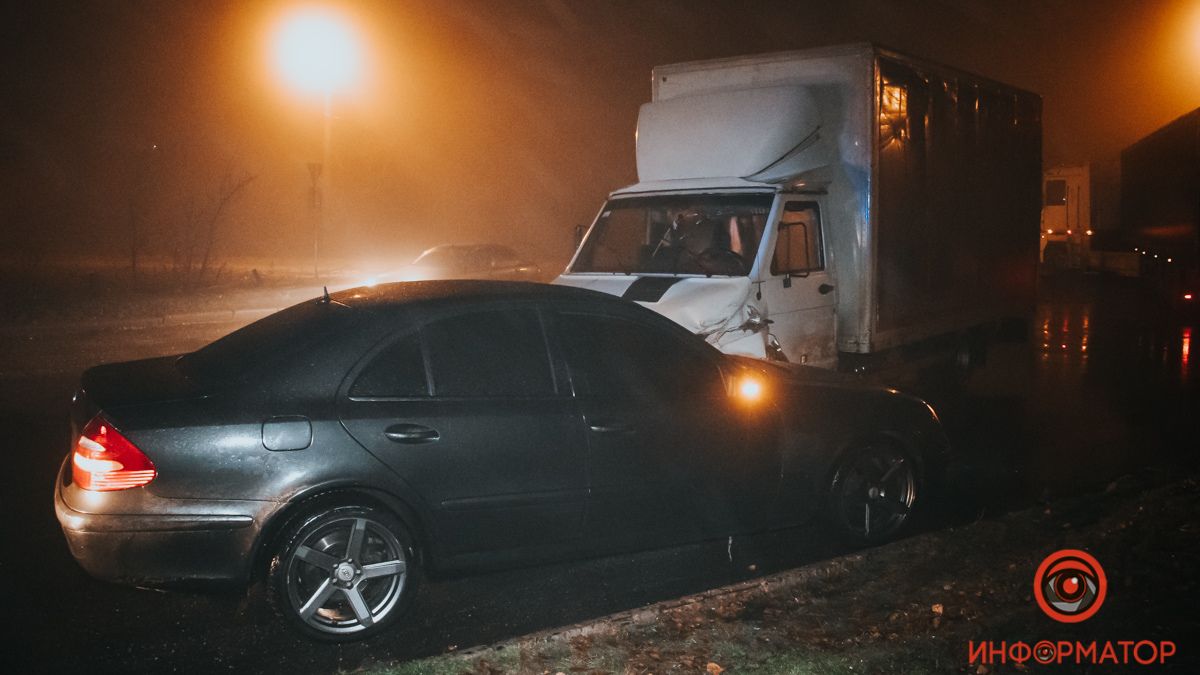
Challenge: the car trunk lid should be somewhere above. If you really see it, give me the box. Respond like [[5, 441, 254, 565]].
[[80, 355, 205, 412]]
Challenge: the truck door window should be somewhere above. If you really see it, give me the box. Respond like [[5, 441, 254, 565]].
[[1044, 179, 1067, 206], [771, 202, 824, 275]]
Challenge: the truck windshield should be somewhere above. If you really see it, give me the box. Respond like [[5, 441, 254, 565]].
[[571, 194, 773, 276]]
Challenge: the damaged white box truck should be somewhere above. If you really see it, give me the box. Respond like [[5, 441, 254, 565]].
[[555, 44, 1041, 373]]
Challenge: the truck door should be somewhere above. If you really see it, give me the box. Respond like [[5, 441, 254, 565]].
[[760, 199, 838, 367]]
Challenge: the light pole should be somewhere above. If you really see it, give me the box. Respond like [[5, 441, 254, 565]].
[[271, 7, 362, 278]]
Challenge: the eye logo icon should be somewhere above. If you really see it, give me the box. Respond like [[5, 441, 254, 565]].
[[1034, 549, 1107, 623]]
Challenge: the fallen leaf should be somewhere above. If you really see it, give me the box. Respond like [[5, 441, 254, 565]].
[[706, 662, 724, 674], [931, 603, 944, 616]]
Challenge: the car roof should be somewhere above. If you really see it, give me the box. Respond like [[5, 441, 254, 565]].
[[330, 280, 625, 312], [329, 281, 721, 350]]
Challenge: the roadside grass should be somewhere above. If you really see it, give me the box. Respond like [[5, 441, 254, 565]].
[[361, 473, 1198, 674]]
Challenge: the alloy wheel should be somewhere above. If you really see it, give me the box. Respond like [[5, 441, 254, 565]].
[[282, 512, 409, 637], [831, 443, 916, 544]]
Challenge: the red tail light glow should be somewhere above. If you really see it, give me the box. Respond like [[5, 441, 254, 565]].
[[72, 417, 156, 491]]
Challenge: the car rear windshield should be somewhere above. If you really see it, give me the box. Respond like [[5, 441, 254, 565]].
[[177, 300, 353, 385]]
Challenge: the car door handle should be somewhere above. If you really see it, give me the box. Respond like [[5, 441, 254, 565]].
[[588, 420, 634, 434], [384, 423, 441, 444], [818, 283, 835, 295]]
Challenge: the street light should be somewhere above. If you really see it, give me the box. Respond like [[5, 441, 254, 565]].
[[271, 6, 363, 278], [273, 8, 361, 97]]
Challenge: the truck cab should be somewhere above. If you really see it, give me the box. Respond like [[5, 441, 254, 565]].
[[558, 185, 837, 365]]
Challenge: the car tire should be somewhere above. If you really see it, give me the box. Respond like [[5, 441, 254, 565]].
[[268, 503, 419, 641], [824, 440, 919, 547]]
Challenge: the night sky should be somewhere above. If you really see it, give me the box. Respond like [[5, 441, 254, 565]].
[[2, 0, 1198, 266]]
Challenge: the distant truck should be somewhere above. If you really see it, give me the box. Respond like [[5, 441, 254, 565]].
[[1040, 165, 1092, 270], [1040, 163, 1138, 276], [1121, 107, 1200, 309], [555, 44, 1041, 371]]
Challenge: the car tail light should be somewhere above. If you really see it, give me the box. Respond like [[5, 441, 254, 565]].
[[72, 416, 156, 491]]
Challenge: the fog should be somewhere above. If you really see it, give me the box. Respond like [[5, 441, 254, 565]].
[[2, 0, 1198, 270]]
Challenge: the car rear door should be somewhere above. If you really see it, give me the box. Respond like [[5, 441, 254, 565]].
[[338, 304, 588, 558]]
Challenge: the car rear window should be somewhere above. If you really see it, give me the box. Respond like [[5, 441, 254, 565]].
[[349, 331, 429, 397], [178, 300, 352, 384]]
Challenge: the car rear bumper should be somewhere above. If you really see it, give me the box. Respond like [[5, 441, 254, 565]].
[[54, 458, 267, 587]]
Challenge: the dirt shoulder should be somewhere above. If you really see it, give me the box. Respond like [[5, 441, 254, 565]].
[[0, 260, 351, 332], [366, 473, 1198, 674]]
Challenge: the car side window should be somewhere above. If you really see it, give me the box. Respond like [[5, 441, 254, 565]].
[[349, 331, 430, 398], [557, 312, 724, 401], [771, 201, 824, 275], [425, 308, 555, 397]]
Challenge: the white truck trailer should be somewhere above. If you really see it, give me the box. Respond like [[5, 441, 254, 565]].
[[1040, 164, 1092, 270], [556, 43, 1041, 371]]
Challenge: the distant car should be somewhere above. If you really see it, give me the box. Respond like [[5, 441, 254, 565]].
[[55, 281, 948, 641], [367, 244, 543, 285]]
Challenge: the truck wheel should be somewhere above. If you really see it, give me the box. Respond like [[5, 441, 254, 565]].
[[268, 504, 419, 641], [825, 440, 918, 546]]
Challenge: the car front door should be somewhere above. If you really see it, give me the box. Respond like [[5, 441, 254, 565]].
[[552, 309, 781, 546], [338, 305, 588, 559]]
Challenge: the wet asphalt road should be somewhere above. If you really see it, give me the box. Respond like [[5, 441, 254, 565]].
[[0, 275, 1196, 673]]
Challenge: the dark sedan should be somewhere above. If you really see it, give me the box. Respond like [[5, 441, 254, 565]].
[[55, 281, 948, 641]]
